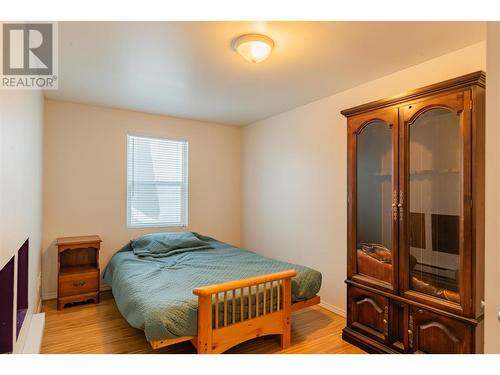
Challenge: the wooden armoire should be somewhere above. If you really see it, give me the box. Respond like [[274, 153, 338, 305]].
[[342, 71, 485, 354]]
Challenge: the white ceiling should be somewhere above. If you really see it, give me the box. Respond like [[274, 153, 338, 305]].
[[45, 22, 486, 126]]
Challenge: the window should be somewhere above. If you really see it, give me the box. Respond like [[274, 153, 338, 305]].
[[127, 134, 188, 228]]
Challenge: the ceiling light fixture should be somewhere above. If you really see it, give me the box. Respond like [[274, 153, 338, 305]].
[[232, 34, 274, 63]]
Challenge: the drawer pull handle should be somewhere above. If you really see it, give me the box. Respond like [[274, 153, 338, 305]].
[[408, 329, 413, 349], [383, 306, 389, 336], [73, 281, 86, 288], [399, 190, 404, 222]]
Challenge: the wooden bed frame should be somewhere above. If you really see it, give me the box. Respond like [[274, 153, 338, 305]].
[[149, 270, 320, 353]]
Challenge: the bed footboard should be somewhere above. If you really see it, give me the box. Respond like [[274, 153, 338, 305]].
[[192, 270, 297, 354], [149, 270, 322, 353]]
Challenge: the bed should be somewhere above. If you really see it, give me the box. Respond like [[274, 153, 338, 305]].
[[103, 232, 322, 353]]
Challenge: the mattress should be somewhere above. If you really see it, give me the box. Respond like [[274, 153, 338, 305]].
[[103, 233, 322, 341]]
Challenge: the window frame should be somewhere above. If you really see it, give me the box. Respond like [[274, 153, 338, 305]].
[[126, 132, 189, 229]]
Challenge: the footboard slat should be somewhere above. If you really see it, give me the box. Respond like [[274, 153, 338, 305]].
[[240, 287, 244, 321], [256, 284, 259, 317], [223, 292, 228, 327], [232, 290, 236, 325], [247, 286, 251, 319], [263, 282, 267, 315], [270, 281, 274, 313], [277, 280, 281, 311], [214, 293, 219, 329]]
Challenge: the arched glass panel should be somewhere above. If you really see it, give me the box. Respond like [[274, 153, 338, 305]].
[[408, 108, 461, 303], [356, 121, 393, 284]]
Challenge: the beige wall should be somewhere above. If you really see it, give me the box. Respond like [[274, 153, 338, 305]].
[[242, 42, 486, 315], [0, 90, 43, 353], [485, 22, 500, 353], [42, 100, 242, 298]]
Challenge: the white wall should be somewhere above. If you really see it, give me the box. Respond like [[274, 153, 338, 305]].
[[0, 90, 44, 353], [242, 41, 486, 315], [485, 22, 500, 353], [42, 100, 242, 299]]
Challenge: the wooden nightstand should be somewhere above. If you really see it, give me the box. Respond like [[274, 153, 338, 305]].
[[56, 235, 102, 310]]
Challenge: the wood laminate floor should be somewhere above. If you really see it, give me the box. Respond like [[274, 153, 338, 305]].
[[41, 292, 364, 354]]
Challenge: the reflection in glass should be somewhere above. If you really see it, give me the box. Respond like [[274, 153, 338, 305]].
[[356, 121, 393, 284], [408, 108, 460, 303]]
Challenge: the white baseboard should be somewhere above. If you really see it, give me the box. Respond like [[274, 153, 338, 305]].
[[319, 300, 346, 317], [36, 298, 43, 313], [42, 285, 111, 301], [22, 313, 45, 354], [42, 291, 57, 300]]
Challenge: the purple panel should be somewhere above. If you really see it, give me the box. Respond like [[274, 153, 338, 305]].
[[16, 309, 27, 339], [0, 257, 14, 354], [16, 239, 29, 338]]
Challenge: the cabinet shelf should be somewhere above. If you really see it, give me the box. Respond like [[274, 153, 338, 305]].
[[370, 168, 459, 177], [59, 265, 98, 276], [409, 168, 459, 175]]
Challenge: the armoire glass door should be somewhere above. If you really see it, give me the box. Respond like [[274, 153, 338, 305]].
[[355, 115, 398, 287], [401, 91, 470, 308]]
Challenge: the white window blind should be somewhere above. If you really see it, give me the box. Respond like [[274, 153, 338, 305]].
[[127, 134, 188, 228]]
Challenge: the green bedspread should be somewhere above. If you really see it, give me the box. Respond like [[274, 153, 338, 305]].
[[103, 233, 322, 341]]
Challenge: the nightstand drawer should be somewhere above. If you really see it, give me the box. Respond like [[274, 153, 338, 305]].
[[59, 271, 98, 297]]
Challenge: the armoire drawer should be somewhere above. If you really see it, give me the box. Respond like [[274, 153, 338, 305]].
[[408, 307, 473, 353], [347, 286, 389, 343]]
